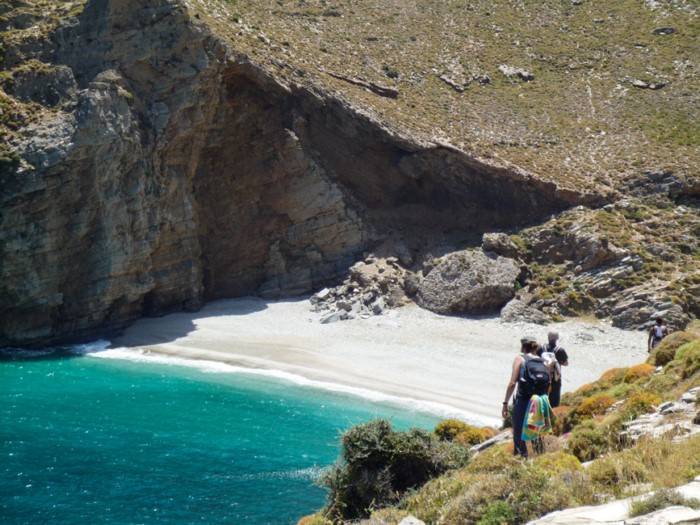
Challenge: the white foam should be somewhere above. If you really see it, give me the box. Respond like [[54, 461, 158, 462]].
[[90, 345, 499, 427], [218, 466, 324, 482], [67, 340, 112, 355]]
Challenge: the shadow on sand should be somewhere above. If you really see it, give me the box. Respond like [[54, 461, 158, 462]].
[[0, 296, 301, 360], [109, 296, 303, 349]]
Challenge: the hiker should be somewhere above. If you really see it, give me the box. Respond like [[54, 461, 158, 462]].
[[648, 316, 669, 352], [538, 331, 569, 408], [502, 336, 552, 458]]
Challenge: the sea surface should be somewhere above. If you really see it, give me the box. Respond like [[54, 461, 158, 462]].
[[0, 341, 460, 525]]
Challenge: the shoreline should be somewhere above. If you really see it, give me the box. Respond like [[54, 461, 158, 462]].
[[110, 297, 649, 427]]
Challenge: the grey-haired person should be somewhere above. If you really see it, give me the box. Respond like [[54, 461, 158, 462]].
[[538, 331, 569, 408]]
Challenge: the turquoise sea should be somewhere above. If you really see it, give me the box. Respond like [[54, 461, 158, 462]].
[[1, 342, 447, 524]]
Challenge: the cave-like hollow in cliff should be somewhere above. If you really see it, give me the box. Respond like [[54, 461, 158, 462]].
[[191, 61, 573, 303]]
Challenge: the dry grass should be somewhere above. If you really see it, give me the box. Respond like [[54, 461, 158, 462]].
[[187, 0, 700, 194]]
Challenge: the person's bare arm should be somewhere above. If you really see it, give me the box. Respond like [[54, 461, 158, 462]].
[[502, 356, 523, 418]]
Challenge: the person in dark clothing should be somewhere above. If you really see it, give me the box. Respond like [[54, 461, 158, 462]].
[[503, 335, 550, 458], [538, 331, 569, 408]]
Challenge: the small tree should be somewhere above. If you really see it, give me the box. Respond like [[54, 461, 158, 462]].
[[318, 419, 470, 522]]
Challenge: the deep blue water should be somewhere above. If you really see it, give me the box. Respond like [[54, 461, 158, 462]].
[[0, 343, 443, 524]]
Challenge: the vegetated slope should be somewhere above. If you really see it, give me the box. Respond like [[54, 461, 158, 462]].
[[303, 327, 700, 525], [196, 0, 699, 195]]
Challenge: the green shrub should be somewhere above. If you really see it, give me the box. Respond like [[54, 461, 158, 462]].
[[647, 332, 699, 366], [679, 340, 700, 379], [567, 420, 608, 462], [644, 373, 680, 398], [587, 454, 648, 488], [468, 444, 521, 473], [606, 382, 640, 400], [505, 463, 576, 524], [532, 451, 582, 475], [629, 489, 700, 517], [477, 500, 516, 525], [319, 419, 470, 521], [619, 391, 662, 421]]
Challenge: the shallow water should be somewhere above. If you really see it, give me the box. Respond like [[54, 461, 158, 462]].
[[1, 343, 442, 524]]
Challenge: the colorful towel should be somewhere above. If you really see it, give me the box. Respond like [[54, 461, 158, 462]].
[[521, 394, 555, 442]]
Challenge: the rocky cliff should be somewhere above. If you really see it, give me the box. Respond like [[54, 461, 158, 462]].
[[0, 0, 609, 347]]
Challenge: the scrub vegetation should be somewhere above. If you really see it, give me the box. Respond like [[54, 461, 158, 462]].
[[303, 329, 700, 524], [193, 0, 699, 195]]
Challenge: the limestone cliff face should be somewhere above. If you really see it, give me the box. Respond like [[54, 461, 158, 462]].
[[0, 0, 600, 347]]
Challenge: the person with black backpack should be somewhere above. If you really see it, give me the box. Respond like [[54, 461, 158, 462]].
[[502, 335, 552, 458]]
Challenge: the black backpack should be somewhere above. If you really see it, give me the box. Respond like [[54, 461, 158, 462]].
[[519, 355, 550, 398]]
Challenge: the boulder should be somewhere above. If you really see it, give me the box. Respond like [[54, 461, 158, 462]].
[[500, 298, 548, 324], [481, 232, 521, 259], [399, 517, 426, 525], [417, 250, 520, 315]]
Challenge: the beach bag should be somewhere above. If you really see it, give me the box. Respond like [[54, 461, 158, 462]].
[[519, 355, 550, 398]]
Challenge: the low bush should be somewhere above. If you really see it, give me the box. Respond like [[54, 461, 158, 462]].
[[606, 382, 640, 400], [624, 364, 656, 383], [468, 445, 521, 473], [319, 419, 470, 521], [567, 420, 608, 462], [647, 332, 699, 366], [477, 500, 516, 525], [561, 382, 597, 407], [532, 451, 582, 475], [679, 340, 700, 379], [587, 453, 648, 489], [599, 367, 631, 388], [644, 373, 680, 398], [619, 391, 662, 420], [435, 419, 470, 441], [455, 427, 498, 446], [568, 393, 616, 428]]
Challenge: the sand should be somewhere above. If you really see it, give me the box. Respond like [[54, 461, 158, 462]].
[[111, 297, 649, 427]]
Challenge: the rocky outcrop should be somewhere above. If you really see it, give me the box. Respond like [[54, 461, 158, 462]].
[[0, 0, 602, 347], [417, 250, 520, 315], [528, 218, 627, 271], [309, 251, 412, 322], [619, 387, 700, 445], [528, 487, 700, 525]]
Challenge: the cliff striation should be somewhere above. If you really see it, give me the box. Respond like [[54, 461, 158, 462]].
[[0, 0, 603, 347]]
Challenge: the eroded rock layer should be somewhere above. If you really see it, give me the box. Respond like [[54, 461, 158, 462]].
[[0, 0, 599, 347]]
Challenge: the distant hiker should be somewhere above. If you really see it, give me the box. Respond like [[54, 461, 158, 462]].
[[648, 316, 669, 352], [538, 331, 569, 408], [503, 336, 552, 458]]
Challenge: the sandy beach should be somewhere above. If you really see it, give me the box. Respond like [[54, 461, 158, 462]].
[[111, 297, 649, 427]]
